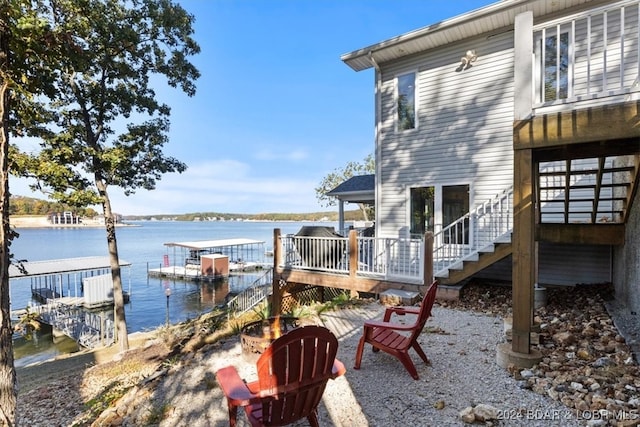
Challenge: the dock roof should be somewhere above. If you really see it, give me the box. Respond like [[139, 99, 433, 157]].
[[163, 238, 265, 250], [9, 256, 131, 278]]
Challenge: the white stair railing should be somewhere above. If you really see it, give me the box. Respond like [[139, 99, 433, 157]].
[[434, 186, 513, 275]]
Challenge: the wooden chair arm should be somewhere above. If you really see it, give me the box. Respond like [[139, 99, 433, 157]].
[[332, 358, 346, 379], [364, 319, 417, 332], [382, 305, 421, 322], [215, 365, 258, 407]]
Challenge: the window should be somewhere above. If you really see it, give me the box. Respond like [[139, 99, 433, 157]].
[[410, 184, 469, 243], [538, 29, 570, 102], [442, 185, 469, 244], [410, 186, 434, 237], [397, 73, 416, 130]]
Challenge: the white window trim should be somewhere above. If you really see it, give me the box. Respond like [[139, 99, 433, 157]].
[[395, 70, 419, 133], [404, 181, 474, 239]]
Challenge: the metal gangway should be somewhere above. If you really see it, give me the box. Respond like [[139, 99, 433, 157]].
[[226, 268, 273, 317], [34, 301, 115, 349]]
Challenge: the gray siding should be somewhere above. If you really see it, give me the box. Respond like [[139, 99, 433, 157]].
[[374, 23, 617, 284], [377, 32, 515, 238], [475, 243, 611, 285]]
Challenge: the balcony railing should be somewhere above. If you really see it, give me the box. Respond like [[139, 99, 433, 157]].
[[534, 1, 640, 108], [278, 232, 424, 283]]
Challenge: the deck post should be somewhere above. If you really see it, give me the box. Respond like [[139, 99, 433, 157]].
[[497, 10, 541, 368], [423, 232, 433, 287], [348, 230, 358, 298], [272, 228, 282, 316], [349, 230, 358, 279]]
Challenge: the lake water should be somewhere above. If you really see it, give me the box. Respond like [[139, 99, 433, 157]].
[[10, 219, 338, 366]]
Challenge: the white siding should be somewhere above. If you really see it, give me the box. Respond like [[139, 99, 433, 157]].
[[474, 243, 611, 285], [83, 274, 114, 306], [377, 31, 515, 238]]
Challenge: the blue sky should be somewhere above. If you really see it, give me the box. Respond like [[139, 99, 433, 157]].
[[13, 0, 495, 216]]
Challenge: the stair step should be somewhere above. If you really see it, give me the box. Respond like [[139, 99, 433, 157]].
[[478, 244, 495, 253], [494, 235, 512, 244]]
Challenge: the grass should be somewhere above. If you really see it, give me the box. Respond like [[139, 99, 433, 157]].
[[146, 401, 172, 424]]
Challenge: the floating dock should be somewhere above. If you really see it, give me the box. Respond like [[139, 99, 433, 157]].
[[149, 238, 270, 282]]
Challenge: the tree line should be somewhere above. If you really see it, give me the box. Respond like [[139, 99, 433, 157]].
[[125, 210, 368, 222], [9, 195, 98, 217]]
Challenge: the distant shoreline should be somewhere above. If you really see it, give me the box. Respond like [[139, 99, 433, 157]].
[[9, 215, 133, 229]]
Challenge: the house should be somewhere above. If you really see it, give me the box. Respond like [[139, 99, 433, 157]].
[[341, 0, 640, 365]]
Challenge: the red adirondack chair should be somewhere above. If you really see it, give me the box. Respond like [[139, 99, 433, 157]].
[[216, 325, 346, 427], [354, 280, 438, 380]]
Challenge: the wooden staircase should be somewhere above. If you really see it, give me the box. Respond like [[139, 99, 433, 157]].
[[436, 239, 512, 286], [433, 151, 640, 287]]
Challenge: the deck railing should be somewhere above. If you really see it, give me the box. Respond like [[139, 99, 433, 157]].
[[279, 233, 423, 283], [277, 185, 513, 283], [282, 235, 349, 274], [533, 1, 640, 107], [356, 236, 423, 281]]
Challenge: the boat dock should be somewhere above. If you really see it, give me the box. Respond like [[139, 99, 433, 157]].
[[9, 256, 131, 349], [148, 238, 271, 282]]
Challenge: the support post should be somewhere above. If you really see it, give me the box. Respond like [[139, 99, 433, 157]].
[[338, 200, 345, 234], [272, 228, 282, 316], [348, 230, 359, 298], [512, 148, 535, 353], [349, 230, 358, 279], [423, 232, 433, 287], [497, 10, 541, 368]]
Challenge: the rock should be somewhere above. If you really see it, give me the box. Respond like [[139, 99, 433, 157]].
[[594, 356, 615, 367], [575, 399, 590, 412], [459, 406, 475, 423], [472, 404, 498, 422], [570, 382, 586, 392], [577, 348, 591, 360], [520, 369, 535, 379]]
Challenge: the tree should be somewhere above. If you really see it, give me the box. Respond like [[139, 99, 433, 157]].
[[315, 153, 374, 221], [12, 0, 200, 352], [1, 1, 65, 423], [0, 15, 14, 424]]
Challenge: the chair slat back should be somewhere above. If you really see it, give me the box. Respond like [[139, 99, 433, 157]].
[[255, 325, 339, 426], [409, 280, 438, 341]]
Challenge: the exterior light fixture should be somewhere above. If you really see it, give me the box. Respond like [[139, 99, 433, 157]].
[[456, 50, 477, 72], [165, 286, 172, 326]]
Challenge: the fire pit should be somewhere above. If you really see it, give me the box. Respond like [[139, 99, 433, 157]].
[[240, 316, 300, 361]]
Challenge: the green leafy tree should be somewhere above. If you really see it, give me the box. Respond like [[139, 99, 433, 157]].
[[12, 0, 200, 352], [1, 1, 65, 422], [315, 153, 374, 221]]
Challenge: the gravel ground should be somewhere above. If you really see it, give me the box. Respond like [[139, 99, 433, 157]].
[[145, 304, 583, 427]]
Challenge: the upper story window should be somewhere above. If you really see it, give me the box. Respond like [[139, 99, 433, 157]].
[[536, 27, 571, 103], [397, 72, 416, 131]]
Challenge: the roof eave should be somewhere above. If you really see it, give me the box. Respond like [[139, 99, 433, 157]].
[[341, 0, 531, 72]]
